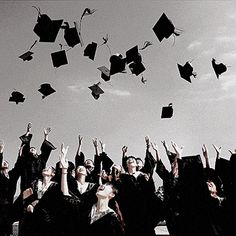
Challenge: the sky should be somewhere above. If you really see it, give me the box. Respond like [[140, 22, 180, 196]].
[[1, 0, 236, 187]]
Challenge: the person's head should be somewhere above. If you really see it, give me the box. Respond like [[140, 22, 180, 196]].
[[126, 156, 137, 169], [84, 159, 94, 172], [29, 147, 37, 156], [42, 166, 55, 178], [96, 182, 118, 200], [136, 158, 144, 171], [76, 165, 87, 177], [1, 160, 9, 170]]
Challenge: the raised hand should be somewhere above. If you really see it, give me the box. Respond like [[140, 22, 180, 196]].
[[0, 140, 5, 153], [59, 143, 69, 169], [171, 141, 184, 159], [228, 149, 236, 155], [122, 146, 128, 156], [78, 135, 83, 146], [99, 140, 105, 153], [212, 144, 221, 159], [202, 144, 208, 160], [145, 136, 151, 149], [26, 123, 32, 133]]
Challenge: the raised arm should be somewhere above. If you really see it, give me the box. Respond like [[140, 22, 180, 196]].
[[171, 142, 184, 178], [60, 143, 70, 196], [202, 144, 210, 169], [92, 138, 99, 156], [75, 135, 85, 168], [121, 146, 128, 170], [213, 144, 222, 160]]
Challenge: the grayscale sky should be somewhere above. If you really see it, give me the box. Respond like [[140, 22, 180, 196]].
[[1, 0, 236, 186]]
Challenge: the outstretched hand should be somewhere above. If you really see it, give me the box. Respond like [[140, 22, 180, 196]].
[[59, 143, 69, 169], [99, 140, 105, 153], [44, 127, 51, 136], [145, 136, 150, 147], [78, 135, 83, 146], [151, 142, 158, 152], [171, 141, 184, 159], [202, 144, 208, 159], [122, 146, 128, 155], [27, 123, 32, 133], [0, 140, 5, 153], [212, 144, 222, 156]]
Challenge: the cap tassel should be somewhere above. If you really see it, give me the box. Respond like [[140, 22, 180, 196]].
[[139, 41, 153, 50]]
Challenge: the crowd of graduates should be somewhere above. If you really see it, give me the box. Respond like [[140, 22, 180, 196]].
[[0, 123, 236, 236]]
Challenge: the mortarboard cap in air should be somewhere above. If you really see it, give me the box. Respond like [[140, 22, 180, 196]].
[[109, 54, 126, 76], [125, 45, 142, 64], [33, 13, 63, 42], [84, 42, 97, 60], [153, 13, 180, 42], [212, 58, 227, 79], [51, 50, 68, 68], [9, 91, 25, 104], [97, 66, 110, 81], [38, 83, 56, 99], [19, 51, 34, 61], [177, 62, 196, 83], [129, 62, 145, 76], [88, 83, 104, 100], [62, 22, 80, 48], [161, 103, 173, 118]]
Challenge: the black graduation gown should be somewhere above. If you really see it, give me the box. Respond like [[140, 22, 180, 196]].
[[0, 153, 21, 236], [87, 211, 124, 236], [118, 172, 156, 236]]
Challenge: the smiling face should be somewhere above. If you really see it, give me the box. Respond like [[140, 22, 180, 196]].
[[42, 166, 55, 177], [76, 165, 87, 176], [96, 183, 116, 200], [136, 158, 144, 171], [84, 159, 94, 172]]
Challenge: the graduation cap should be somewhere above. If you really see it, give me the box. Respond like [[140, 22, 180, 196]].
[[9, 91, 25, 104], [88, 83, 104, 100], [212, 58, 227, 79], [97, 66, 110, 81], [33, 13, 63, 42], [84, 42, 97, 60], [19, 51, 34, 61], [109, 54, 126, 76], [125, 45, 142, 64], [62, 22, 80, 48], [153, 13, 181, 42], [51, 50, 68, 68], [177, 61, 196, 83], [161, 103, 173, 118], [38, 83, 56, 99], [129, 62, 146, 76]]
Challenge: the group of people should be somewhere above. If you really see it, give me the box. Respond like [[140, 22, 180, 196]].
[[0, 123, 236, 236]]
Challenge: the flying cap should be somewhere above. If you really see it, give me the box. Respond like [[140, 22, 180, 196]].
[[84, 42, 97, 60], [212, 58, 227, 79], [110, 54, 126, 76], [161, 103, 173, 118], [129, 62, 145, 76], [19, 51, 34, 61], [9, 91, 25, 104], [38, 83, 56, 99], [153, 13, 180, 42], [177, 62, 196, 83], [62, 22, 80, 48], [88, 83, 104, 100], [125, 45, 142, 64], [51, 50, 68, 68], [97, 66, 110, 81], [33, 13, 63, 42]]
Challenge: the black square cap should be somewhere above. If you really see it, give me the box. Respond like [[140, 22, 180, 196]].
[[38, 83, 56, 99], [63, 22, 80, 48], [19, 51, 34, 61], [97, 66, 110, 81], [109, 54, 126, 76], [161, 103, 173, 118], [88, 83, 104, 100], [125, 45, 142, 64], [212, 58, 227, 79], [177, 62, 195, 83], [129, 62, 145, 76], [33, 14, 63, 42], [51, 50, 68, 68], [84, 42, 97, 60], [153, 13, 175, 42], [9, 91, 25, 104]]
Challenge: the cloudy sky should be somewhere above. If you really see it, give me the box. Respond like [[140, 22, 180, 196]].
[[1, 0, 236, 186]]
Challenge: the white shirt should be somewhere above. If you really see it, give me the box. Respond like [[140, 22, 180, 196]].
[[77, 181, 89, 194]]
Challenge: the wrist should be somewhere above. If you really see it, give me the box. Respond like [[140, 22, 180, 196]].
[[62, 169, 68, 174]]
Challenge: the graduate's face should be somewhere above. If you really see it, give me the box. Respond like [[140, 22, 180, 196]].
[[1, 160, 9, 169], [96, 184, 114, 199], [29, 147, 37, 155], [42, 166, 55, 177], [84, 159, 94, 172], [76, 165, 87, 176], [136, 159, 144, 170], [126, 157, 137, 168]]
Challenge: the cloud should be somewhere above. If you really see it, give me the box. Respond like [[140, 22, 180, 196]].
[[67, 85, 85, 92], [215, 36, 236, 43], [106, 89, 131, 97], [187, 40, 202, 50]]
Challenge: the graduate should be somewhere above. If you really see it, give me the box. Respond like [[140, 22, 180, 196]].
[[60, 143, 124, 236]]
